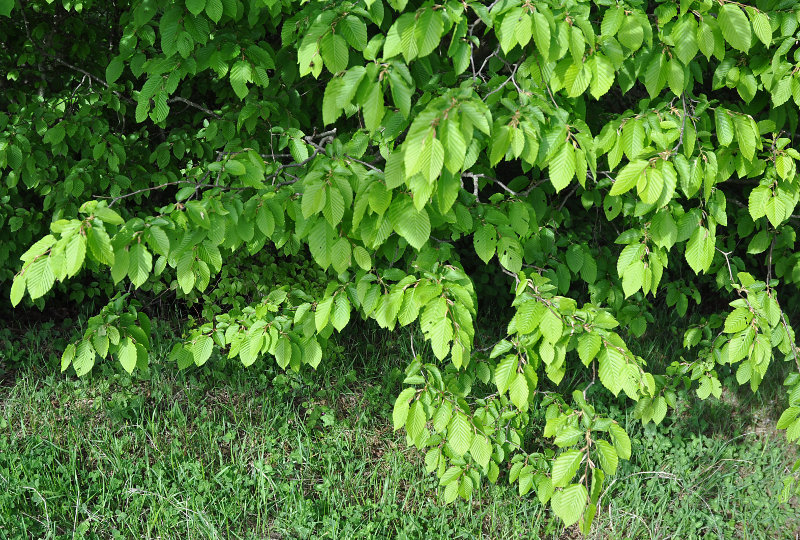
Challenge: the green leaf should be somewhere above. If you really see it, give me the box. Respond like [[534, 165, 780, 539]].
[[651, 212, 678, 250], [618, 15, 644, 50], [106, 57, 124, 84], [429, 317, 453, 360], [73, 339, 95, 377], [128, 244, 153, 288], [549, 142, 575, 193], [10, 275, 26, 307], [0, 0, 13, 17], [448, 412, 473, 457], [554, 426, 583, 448], [61, 343, 76, 372], [719, 4, 751, 52], [192, 335, 213, 366], [146, 226, 171, 256], [750, 10, 771, 46], [551, 450, 583, 488], [353, 245, 372, 270], [509, 374, 530, 411], [497, 237, 522, 274], [238, 330, 262, 367], [495, 354, 518, 395], [595, 440, 618, 475], [274, 335, 292, 369], [186, 0, 206, 16], [388, 72, 412, 119], [95, 207, 124, 226], [685, 226, 713, 274], [414, 8, 443, 58], [724, 307, 752, 334], [498, 8, 522, 54], [566, 244, 584, 273], [393, 387, 416, 430], [302, 182, 326, 218], [622, 260, 644, 298], [418, 135, 445, 183], [470, 434, 492, 469], [473, 224, 497, 264], [564, 62, 590, 98], [590, 54, 614, 99], [20, 235, 57, 263], [87, 227, 115, 266], [315, 296, 333, 332], [119, 337, 138, 374], [340, 15, 368, 50], [532, 10, 551, 60], [176, 252, 196, 294], [406, 401, 426, 440], [609, 424, 631, 460], [44, 124, 65, 145], [610, 160, 647, 196], [322, 186, 344, 227], [540, 309, 563, 344], [303, 338, 322, 369], [577, 333, 601, 365], [362, 80, 385, 132], [601, 6, 624, 36], [321, 33, 349, 74], [598, 347, 625, 396], [26, 257, 55, 300], [652, 396, 668, 424], [432, 400, 452, 433], [672, 15, 698, 65], [205, 0, 223, 23], [777, 407, 800, 430], [332, 294, 351, 332], [748, 186, 769, 220], [765, 195, 787, 228], [392, 201, 430, 250], [150, 92, 170, 123], [715, 109, 734, 146], [230, 61, 252, 98]]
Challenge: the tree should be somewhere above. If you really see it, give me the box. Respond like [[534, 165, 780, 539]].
[[3, 0, 800, 530]]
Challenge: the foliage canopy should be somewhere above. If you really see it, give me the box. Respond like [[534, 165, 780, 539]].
[[3, 0, 800, 530]]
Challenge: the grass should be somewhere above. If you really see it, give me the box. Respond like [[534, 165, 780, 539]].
[[0, 312, 798, 539]]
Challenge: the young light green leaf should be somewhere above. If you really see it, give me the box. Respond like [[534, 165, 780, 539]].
[[551, 450, 583, 488], [719, 4, 751, 52], [549, 142, 575, 193], [26, 257, 55, 300], [392, 201, 430, 250], [192, 335, 214, 366], [550, 484, 588, 527], [609, 423, 631, 460], [448, 412, 473, 457], [10, 274, 26, 307], [119, 337, 138, 374], [610, 160, 648, 196], [595, 440, 618, 475], [393, 387, 416, 431]]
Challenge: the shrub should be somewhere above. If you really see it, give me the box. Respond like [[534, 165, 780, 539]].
[[3, 0, 800, 530]]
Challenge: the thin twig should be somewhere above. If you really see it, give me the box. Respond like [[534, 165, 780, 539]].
[[168, 96, 221, 119], [39, 51, 134, 104], [483, 62, 519, 101], [462, 172, 519, 197]]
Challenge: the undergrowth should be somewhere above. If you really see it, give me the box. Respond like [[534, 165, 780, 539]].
[[0, 310, 797, 539]]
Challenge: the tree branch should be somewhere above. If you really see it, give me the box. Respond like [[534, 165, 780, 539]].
[[168, 97, 221, 119]]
